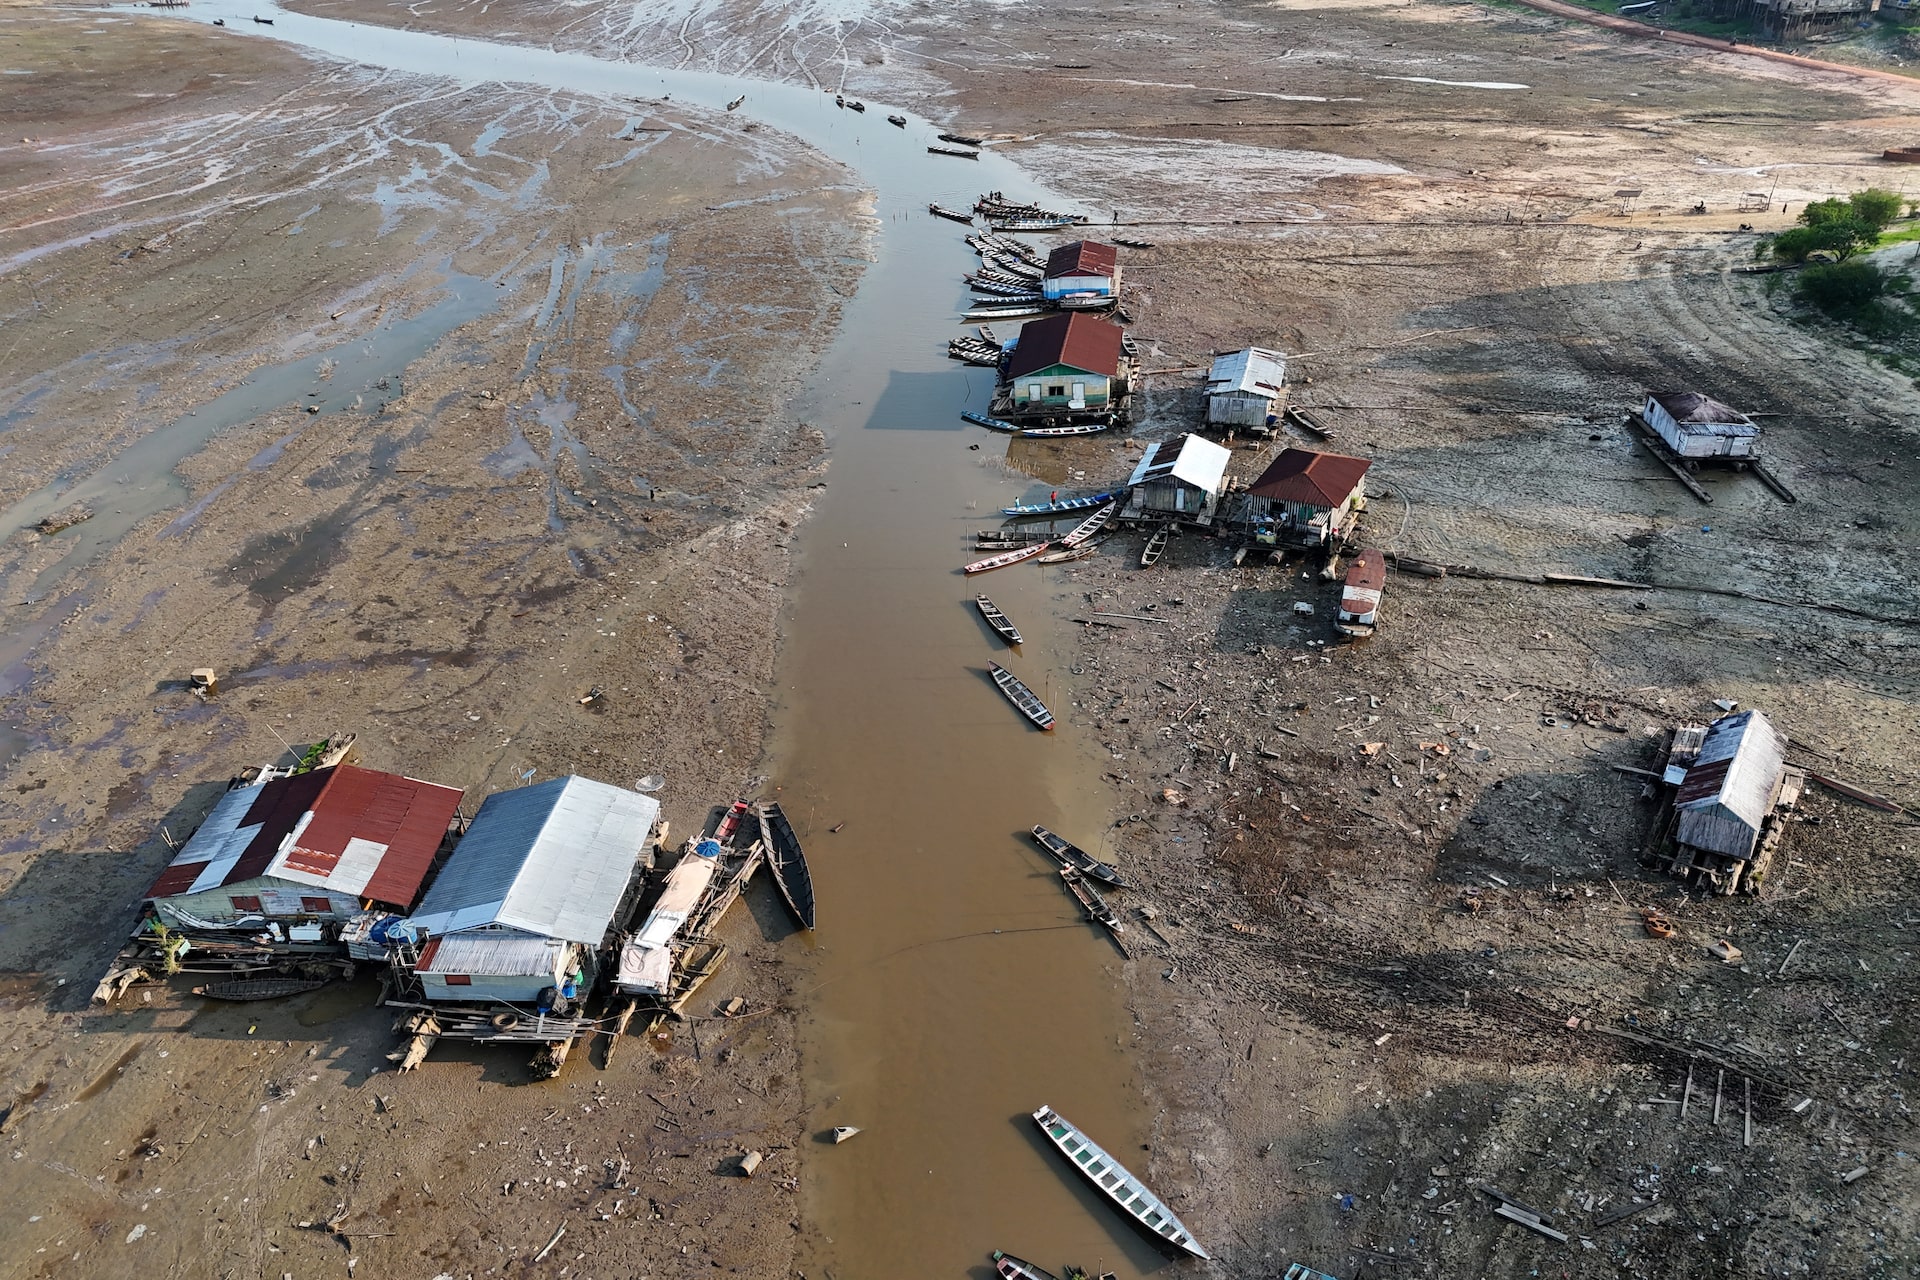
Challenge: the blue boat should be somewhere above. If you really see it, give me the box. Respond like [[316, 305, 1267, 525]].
[[962, 410, 1021, 432], [1001, 491, 1118, 517]]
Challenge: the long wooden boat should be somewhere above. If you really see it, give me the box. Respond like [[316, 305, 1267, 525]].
[[938, 131, 987, 146], [975, 594, 1023, 645], [989, 662, 1054, 730], [1113, 237, 1156, 249], [994, 1253, 1057, 1280], [1030, 1105, 1210, 1258], [192, 977, 329, 1002], [964, 541, 1051, 575], [1031, 825, 1129, 888], [963, 410, 1022, 432], [929, 145, 980, 159], [755, 801, 816, 930], [1060, 868, 1125, 939], [1140, 523, 1172, 567], [1037, 544, 1097, 565], [929, 202, 974, 223], [1002, 491, 1118, 518], [992, 217, 1082, 232], [1019, 422, 1111, 438], [962, 304, 1049, 323], [1060, 500, 1118, 548], [1334, 548, 1386, 639]]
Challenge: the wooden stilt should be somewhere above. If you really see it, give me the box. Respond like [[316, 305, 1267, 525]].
[[1714, 1068, 1724, 1125], [1681, 1061, 1694, 1120], [1744, 1077, 1754, 1148]]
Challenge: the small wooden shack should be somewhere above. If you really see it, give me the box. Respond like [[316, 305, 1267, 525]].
[[1240, 448, 1371, 547], [1659, 710, 1804, 895], [1001, 312, 1129, 417], [1041, 240, 1121, 309], [1123, 434, 1232, 525], [1205, 347, 1287, 430], [1643, 391, 1761, 461]]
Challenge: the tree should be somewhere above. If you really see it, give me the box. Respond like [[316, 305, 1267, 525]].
[[1847, 187, 1904, 232], [1795, 259, 1886, 319], [1772, 218, 1876, 262]]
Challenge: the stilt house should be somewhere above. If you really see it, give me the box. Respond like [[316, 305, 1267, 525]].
[[1123, 434, 1233, 525], [1660, 709, 1803, 895], [1643, 391, 1761, 461], [1205, 348, 1287, 430], [396, 775, 658, 1005], [1002, 313, 1129, 416], [143, 764, 465, 932], [1240, 448, 1371, 547]]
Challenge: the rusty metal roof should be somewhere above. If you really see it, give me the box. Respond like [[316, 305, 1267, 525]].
[[144, 766, 465, 909], [1044, 239, 1118, 279], [1247, 448, 1372, 507], [1005, 312, 1125, 379]]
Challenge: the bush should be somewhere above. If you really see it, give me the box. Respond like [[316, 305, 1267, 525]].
[[1849, 187, 1904, 232], [1773, 219, 1875, 262], [1796, 260, 1886, 318]]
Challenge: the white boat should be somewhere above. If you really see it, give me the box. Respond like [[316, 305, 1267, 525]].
[[1030, 1104, 1209, 1258], [1019, 422, 1112, 438], [615, 840, 721, 995], [993, 1253, 1056, 1280], [964, 541, 1050, 575], [1060, 500, 1118, 548], [1334, 549, 1386, 639]]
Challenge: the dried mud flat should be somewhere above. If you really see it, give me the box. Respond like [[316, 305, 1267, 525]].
[[1, 2, 1919, 1280]]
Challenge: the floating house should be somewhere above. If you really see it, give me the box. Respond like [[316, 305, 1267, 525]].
[[1000, 312, 1130, 419], [1660, 710, 1803, 895], [1205, 347, 1288, 430], [1240, 448, 1372, 548], [1642, 391, 1761, 461], [1123, 433, 1233, 526], [395, 775, 658, 1005], [1041, 240, 1121, 309], [142, 764, 465, 934]]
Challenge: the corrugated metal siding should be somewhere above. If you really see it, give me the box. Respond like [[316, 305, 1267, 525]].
[[419, 933, 567, 976], [405, 776, 657, 943], [1674, 710, 1785, 859]]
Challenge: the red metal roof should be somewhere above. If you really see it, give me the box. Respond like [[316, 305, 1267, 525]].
[[1247, 448, 1372, 507], [1343, 550, 1386, 592], [1005, 312, 1125, 379], [145, 765, 465, 909], [1044, 240, 1118, 279]]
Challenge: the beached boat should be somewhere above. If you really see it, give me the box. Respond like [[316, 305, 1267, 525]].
[[962, 304, 1049, 323], [1002, 491, 1119, 518], [192, 977, 329, 1001], [1334, 549, 1386, 639], [962, 410, 1022, 432], [1037, 544, 1098, 565], [990, 663, 1054, 730], [994, 1253, 1057, 1280], [976, 594, 1023, 645], [1060, 500, 1118, 548], [1060, 868, 1125, 941], [1140, 523, 1171, 567], [1031, 825, 1129, 887], [929, 202, 973, 223], [1031, 1105, 1210, 1258], [1019, 422, 1111, 438], [887, 114, 906, 127], [938, 131, 986, 146], [977, 325, 999, 344], [964, 541, 1052, 575], [992, 217, 1082, 232], [755, 801, 815, 930], [1056, 293, 1117, 311], [929, 145, 980, 160], [1113, 237, 1156, 250]]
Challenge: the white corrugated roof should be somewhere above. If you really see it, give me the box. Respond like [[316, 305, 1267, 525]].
[[1674, 710, 1785, 857], [404, 776, 657, 943], [420, 933, 568, 976], [1128, 434, 1232, 493], [1207, 347, 1287, 398]]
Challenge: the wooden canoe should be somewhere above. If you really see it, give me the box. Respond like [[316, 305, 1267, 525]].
[[755, 801, 816, 930], [962, 410, 1021, 432], [1060, 501, 1118, 548], [965, 542, 1051, 575], [1140, 523, 1172, 567], [1031, 1105, 1210, 1258], [1037, 544, 1097, 565], [994, 1253, 1057, 1280], [929, 202, 974, 223], [1060, 867, 1125, 939], [1019, 422, 1112, 438], [929, 145, 980, 159], [937, 131, 986, 146], [975, 595, 1023, 645], [990, 663, 1054, 730], [1030, 825, 1129, 887], [192, 977, 329, 1002], [1002, 491, 1118, 518]]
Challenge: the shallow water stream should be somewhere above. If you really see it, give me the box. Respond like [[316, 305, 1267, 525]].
[[18, 6, 1171, 1275]]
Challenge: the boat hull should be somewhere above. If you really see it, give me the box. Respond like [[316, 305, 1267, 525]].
[[989, 662, 1054, 730], [1031, 1105, 1210, 1258], [756, 802, 816, 929]]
